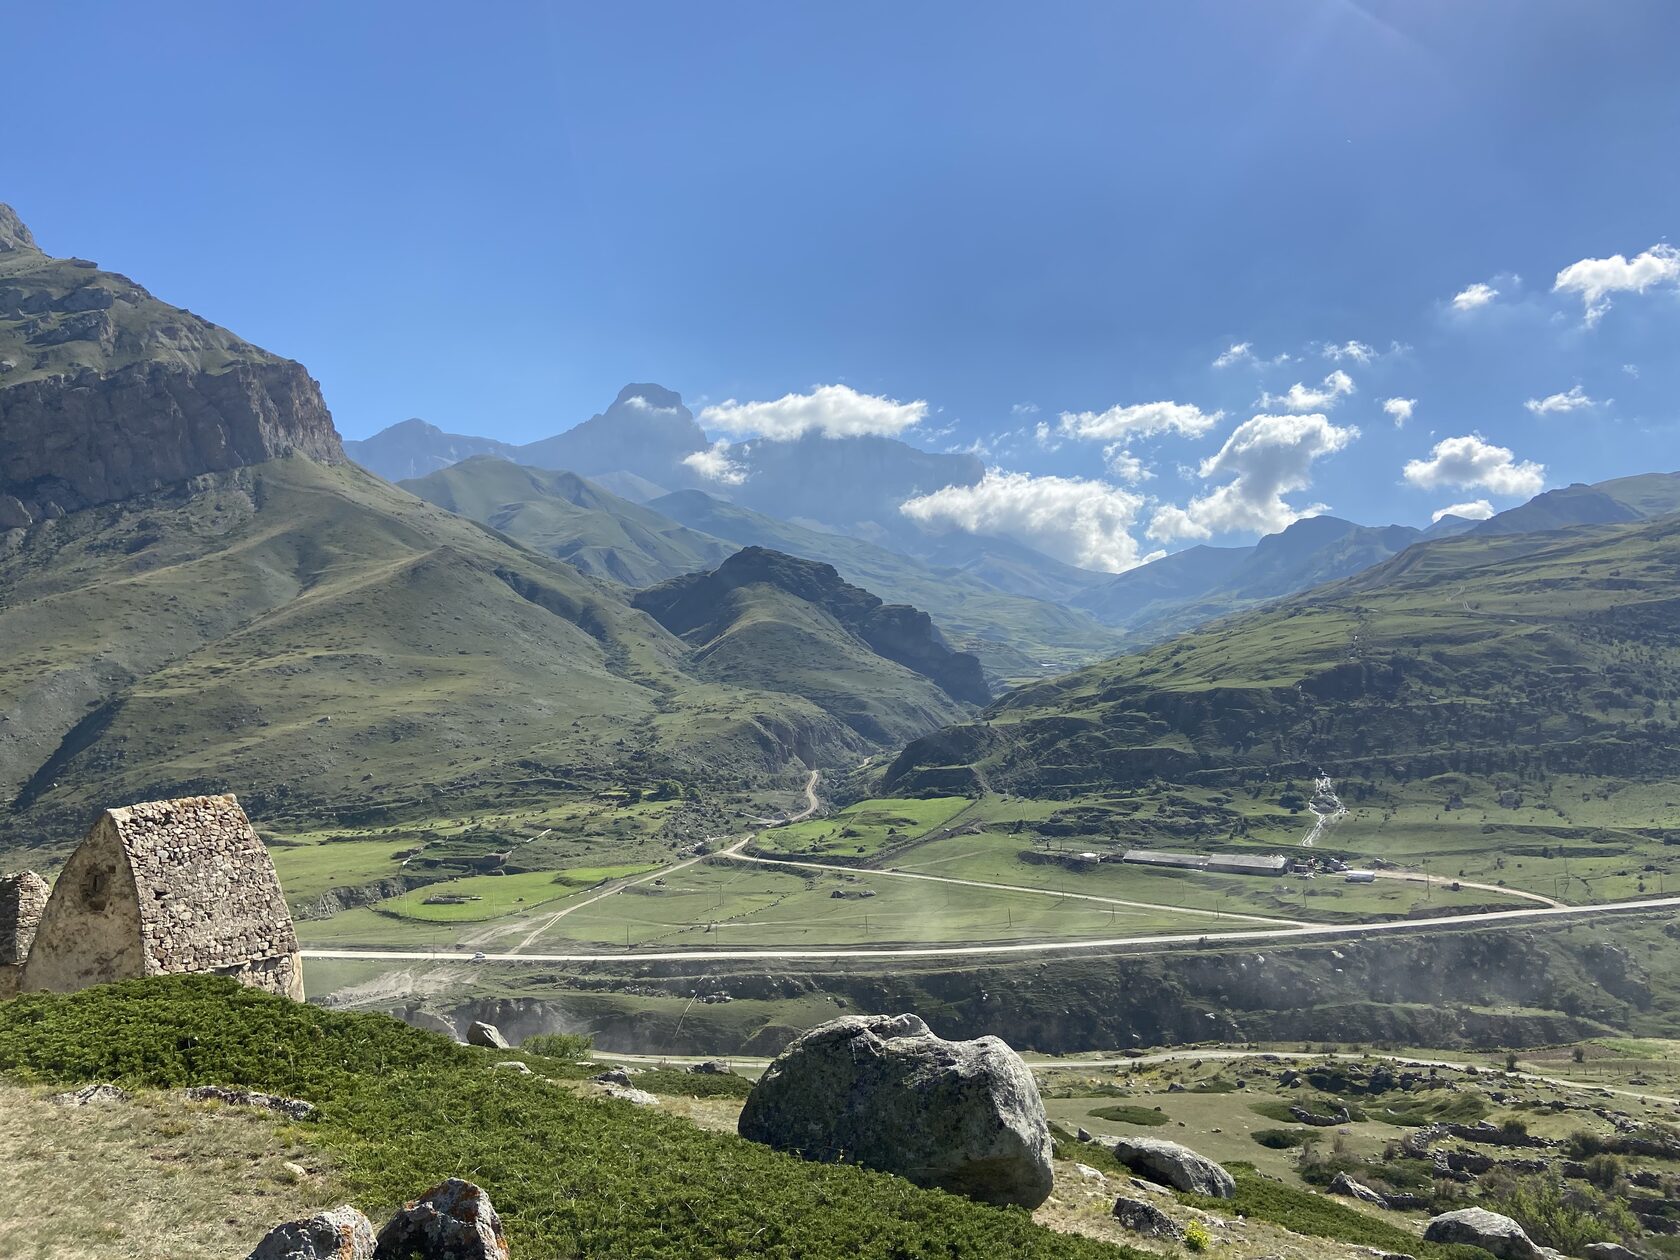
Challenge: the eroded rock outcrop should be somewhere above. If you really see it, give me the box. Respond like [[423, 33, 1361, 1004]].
[[737, 1012, 1054, 1208]]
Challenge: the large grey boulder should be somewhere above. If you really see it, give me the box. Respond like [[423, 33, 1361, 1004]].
[[1111, 1136, 1235, 1198], [1583, 1245, 1639, 1260], [466, 1021, 510, 1050], [1112, 1195, 1184, 1240], [1423, 1208, 1540, 1260], [737, 1013, 1054, 1208], [374, 1179, 509, 1259], [247, 1206, 375, 1259]]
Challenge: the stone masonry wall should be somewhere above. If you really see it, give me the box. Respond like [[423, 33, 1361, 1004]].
[[0, 870, 48, 966]]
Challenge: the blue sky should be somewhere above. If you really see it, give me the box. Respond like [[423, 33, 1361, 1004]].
[[10, 1, 1680, 567]]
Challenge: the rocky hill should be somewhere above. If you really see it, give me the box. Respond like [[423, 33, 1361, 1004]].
[[886, 513, 1680, 797], [0, 204, 343, 527], [634, 547, 990, 746]]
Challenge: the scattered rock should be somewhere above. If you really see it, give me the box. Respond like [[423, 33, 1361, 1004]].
[[1329, 1171, 1389, 1207], [1076, 1127, 1094, 1143], [1583, 1245, 1640, 1260], [601, 1083, 659, 1107], [690, 1060, 732, 1075], [50, 1082, 131, 1106], [374, 1178, 509, 1260], [466, 1021, 510, 1050], [593, 1068, 633, 1086], [247, 1205, 375, 1259], [1111, 1137, 1235, 1198], [1111, 1195, 1184, 1240], [185, 1085, 317, 1121], [282, 1161, 310, 1181], [1423, 1208, 1540, 1260], [1074, 1163, 1107, 1182], [492, 1061, 532, 1074], [737, 1012, 1054, 1208]]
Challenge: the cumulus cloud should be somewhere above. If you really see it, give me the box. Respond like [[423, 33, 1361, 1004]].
[[623, 394, 681, 416], [1403, 435, 1544, 497], [1432, 499, 1495, 523], [1146, 412, 1359, 541], [1382, 397, 1416, 427], [1554, 243, 1680, 325], [900, 470, 1158, 573], [1260, 369, 1355, 412], [1524, 384, 1603, 415], [699, 384, 927, 440], [1213, 342, 1255, 368], [1451, 282, 1500, 312], [1322, 340, 1375, 364], [682, 440, 747, 486], [1058, 400, 1223, 442]]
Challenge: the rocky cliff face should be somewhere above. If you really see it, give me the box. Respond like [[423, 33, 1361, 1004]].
[[0, 203, 343, 526]]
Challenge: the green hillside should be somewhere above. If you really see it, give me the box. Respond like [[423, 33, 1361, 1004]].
[[883, 516, 1680, 889], [0, 457, 856, 864], [651, 489, 1122, 678], [0, 978, 1133, 1260], [400, 456, 733, 586], [634, 548, 984, 747]]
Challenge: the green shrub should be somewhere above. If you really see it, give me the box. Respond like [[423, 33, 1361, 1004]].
[[521, 1031, 594, 1060], [1088, 1104, 1169, 1127], [1251, 1128, 1312, 1150], [1183, 1221, 1210, 1252], [1473, 1173, 1642, 1253], [0, 979, 1139, 1260]]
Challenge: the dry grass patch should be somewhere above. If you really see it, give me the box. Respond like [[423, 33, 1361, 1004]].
[[0, 1084, 337, 1260]]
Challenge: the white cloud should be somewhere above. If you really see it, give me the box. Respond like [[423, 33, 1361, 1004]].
[[1524, 384, 1603, 415], [1554, 243, 1680, 326], [1058, 400, 1223, 442], [1382, 397, 1416, 427], [1213, 342, 1254, 368], [682, 440, 747, 486], [1146, 412, 1359, 541], [1623, 363, 1640, 378], [1103, 445, 1150, 483], [1432, 499, 1495, 523], [1322, 340, 1375, 364], [1260, 369, 1355, 412], [1011, 401, 1040, 417], [900, 470, 1158, 573], [1451, 281, 1500, 312], [1403, 435, 1544, 498], [1032, 420, 1060, 451], [698, 384, 927, 440], [622, 394, 681, 416]]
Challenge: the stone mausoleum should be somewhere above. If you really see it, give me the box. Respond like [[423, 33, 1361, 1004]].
[[7, 794, 304, 1000]]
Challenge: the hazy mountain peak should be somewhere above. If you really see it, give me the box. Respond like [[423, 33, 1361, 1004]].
[[613, 382, 687, 414], [0, 203, 38, 253]]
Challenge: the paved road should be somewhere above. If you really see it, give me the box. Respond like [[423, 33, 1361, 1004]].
[[303, 890, 1680, 967]]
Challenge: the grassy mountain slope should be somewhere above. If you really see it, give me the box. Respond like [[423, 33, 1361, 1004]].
[[0, 978, 1132, 1260], [401, 456, 733, 586], [650, 489, 1122, 677], [634, 548, 984, 747], [0, 457, 855, 862], [886, 514, 1680, 797]]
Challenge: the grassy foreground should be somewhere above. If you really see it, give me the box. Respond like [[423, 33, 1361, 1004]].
[[0, 978, 1135, 1259]]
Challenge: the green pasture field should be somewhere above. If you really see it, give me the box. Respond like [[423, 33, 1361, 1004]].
[[755, 795, 972, 858]]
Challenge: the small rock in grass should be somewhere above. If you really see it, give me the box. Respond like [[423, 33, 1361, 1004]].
[[50, 1082, 131, 1107], [492, 1061, 532, 1074], [1111, 1195, 1184, 1240], [602, 1083, 659, 1106], [246, 1205, 375, 1259]]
